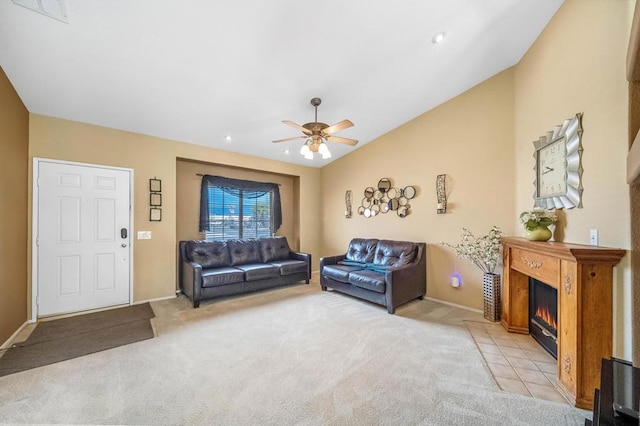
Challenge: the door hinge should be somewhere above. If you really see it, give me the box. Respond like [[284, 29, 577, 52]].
[[36, 236, 39, 246], [36, 296, 39, 306]]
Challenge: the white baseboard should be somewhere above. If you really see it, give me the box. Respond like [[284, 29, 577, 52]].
[[1, 320, 33, 350], [425, 296, 483, 315]]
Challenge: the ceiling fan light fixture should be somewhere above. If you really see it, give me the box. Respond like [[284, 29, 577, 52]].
[[300, 142, 313, 159], [318, 142, 331, 159], [275, 97, 358, 160]]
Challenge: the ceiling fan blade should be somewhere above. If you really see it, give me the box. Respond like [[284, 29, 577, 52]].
[[322, 119, 354, 136], [282, 120, 312, 135], [272, 136, 306, 143], [325, 135, 359, 146]]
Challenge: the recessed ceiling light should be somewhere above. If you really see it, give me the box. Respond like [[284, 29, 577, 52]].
[[432, 32, 446, 44], [224, 135, 232, 142], [284, 149, 290, 155]]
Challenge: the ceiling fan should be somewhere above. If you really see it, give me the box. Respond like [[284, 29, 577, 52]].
[[273, 97, 358, 159]]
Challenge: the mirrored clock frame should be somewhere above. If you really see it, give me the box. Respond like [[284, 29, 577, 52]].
[[533, 112, 583, 209]]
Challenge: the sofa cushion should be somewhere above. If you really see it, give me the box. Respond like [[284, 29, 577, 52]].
[[260, 237, 291, 262], [348, 270, 386, 293], [228, 239, 262, 266], [235, 263, 280, 281], [322, 264, 364, 283], [345, 238, 379, 263], [374, 240, 417, 267], [269, 259, 307, 276], [201, 267, 245, 288], [185, 240, 231, 269]]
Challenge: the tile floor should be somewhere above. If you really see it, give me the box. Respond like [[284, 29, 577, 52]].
[[465, 320, 569, 405]]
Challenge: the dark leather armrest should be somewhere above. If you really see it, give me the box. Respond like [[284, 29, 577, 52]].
[[182, 261, 203, 307], [290, 251, 312, 280], [320, 254, 346, 269], [384, 244, 427, 311]]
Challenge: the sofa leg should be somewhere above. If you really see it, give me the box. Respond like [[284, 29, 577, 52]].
[[387, 306, 395, 314], [305, 279, 310, 284], [417, 295, 424, 300], [193, 300, 200, 308], [321, 286, 327, 291]]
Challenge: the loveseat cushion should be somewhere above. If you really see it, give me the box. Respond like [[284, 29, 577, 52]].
[[322, 264, 364, 283], [185, 240, 231, 269], [228, 239, 262, 266], [348, 270, 386, 293], [201, 267, 245, 288], [345, 238, 379, 263], [260, 237, 291, 262], [374, 240, 417, 267], [269, 259, 308, 276], [235, 263, 280, 281]]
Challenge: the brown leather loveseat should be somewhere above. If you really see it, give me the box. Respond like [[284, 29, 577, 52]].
[[320, 238, 426, 314]]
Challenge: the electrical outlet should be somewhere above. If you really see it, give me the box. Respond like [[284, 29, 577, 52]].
[[137, 231, 152, 240], [590, 229, 598, 246]]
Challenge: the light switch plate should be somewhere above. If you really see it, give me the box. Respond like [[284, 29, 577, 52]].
[[589, 229, 598, 246], [137, 231, 152, 240]]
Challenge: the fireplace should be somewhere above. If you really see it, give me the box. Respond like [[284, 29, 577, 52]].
[[501, 237, 626, 409], [529, 278, 558, 359]]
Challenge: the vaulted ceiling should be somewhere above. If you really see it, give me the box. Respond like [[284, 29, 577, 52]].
[[0, 0, 563, 167]]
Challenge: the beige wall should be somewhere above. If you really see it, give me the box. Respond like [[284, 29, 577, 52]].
[[176, 159, 297, 247], [515, 0, 634, 359], [28, 115, 322, 317], [0, 66, 29, 343], [321, 69, 517, 311], [321, 0, 634, 359]]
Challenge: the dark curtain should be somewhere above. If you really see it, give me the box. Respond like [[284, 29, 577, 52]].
[[199, 175, 282, 233]]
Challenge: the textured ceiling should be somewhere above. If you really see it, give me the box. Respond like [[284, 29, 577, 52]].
[[0, 0, 563, 167]]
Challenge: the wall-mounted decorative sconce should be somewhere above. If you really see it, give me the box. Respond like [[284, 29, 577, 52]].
[[345, 190, 352, 218], [436, 174, 447, 214], [149, 177, 162, 221]]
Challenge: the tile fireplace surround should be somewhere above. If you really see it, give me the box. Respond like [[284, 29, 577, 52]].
[[500, 237, 625, 410]]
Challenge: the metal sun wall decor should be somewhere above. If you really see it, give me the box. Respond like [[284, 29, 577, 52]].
[[357, 178, 416, 218]]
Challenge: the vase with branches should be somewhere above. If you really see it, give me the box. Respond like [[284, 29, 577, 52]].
[[442, 226, 503, 321]]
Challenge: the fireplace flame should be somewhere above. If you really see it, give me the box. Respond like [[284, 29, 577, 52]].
[[535, 305, 557, 330]]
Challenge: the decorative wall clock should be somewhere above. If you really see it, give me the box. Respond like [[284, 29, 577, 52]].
[[533, 113, 583, 209]]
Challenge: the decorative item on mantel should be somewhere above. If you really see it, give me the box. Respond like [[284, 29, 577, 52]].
[[519, 208, 557, 241], [442, 226, 503, 322]]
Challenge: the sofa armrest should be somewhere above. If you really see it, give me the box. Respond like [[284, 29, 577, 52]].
[[384, 243, 427, 313], [289, 251, 312, 281], [320, 254, 346, 269], [182, 261, 203, 308]]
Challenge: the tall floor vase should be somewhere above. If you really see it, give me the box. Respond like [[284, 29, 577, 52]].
[[483, 273, 501, 322]]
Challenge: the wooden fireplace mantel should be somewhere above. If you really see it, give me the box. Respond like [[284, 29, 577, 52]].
[[501, 237, 626, 409]]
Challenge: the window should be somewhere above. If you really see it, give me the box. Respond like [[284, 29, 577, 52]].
[[199, 175, 282, 241]]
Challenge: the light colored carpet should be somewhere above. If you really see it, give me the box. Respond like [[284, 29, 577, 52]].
[[0, 274, 587, 425]]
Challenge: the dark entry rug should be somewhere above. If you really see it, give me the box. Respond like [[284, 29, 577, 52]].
[[0, 303, 155, 377]]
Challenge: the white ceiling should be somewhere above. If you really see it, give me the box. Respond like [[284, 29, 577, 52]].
[[0, 0, 563, 167]]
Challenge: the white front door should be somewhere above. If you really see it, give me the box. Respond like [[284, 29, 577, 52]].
[[36, 160, 132, 317]]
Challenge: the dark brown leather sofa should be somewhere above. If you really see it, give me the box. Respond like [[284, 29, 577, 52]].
[[320, 238, 426, 314], [179, 236, 311, 307]]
